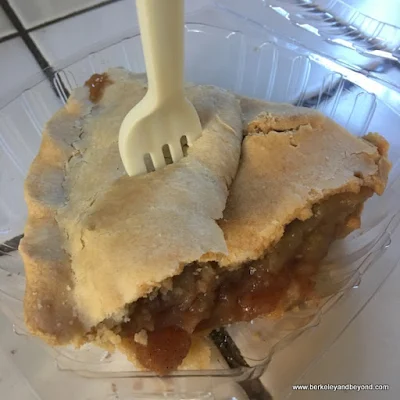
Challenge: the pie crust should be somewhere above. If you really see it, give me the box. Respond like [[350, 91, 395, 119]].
[[21, 68, 390, 373]]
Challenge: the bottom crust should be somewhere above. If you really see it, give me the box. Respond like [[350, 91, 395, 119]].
[[90, 187, 372, 374]]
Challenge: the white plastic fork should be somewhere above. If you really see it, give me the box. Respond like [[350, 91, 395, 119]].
[[119, 0, 202, 176]]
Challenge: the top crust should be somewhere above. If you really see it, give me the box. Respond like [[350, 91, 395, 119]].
[[213, 97, 390, 268], [21, 68, 243, 342]]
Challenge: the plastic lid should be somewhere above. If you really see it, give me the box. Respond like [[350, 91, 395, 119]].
[[216, 0, 400, 61]]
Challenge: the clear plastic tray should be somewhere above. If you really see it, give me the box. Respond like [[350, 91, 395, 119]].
[[217, 0, 400, 61], [215, 0, 400, 92], [1, 6, 400, 400]]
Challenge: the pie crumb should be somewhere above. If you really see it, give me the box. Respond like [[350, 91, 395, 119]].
[[134, 330, 148, 346], [160, 278, 173, 295], [297, 207, 313, 221]]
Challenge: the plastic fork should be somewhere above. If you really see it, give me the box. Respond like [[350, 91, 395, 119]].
[[119, 0, 202, 176]]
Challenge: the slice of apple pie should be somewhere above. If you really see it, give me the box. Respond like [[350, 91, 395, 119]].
[[21, 68, 390, 374]]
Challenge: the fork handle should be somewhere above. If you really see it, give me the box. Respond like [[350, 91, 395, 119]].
[[136, 0, 185, 104]]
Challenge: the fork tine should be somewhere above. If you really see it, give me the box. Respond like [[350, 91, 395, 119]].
[[127, 154, 148, 176], [150, 148, 167, 170], [169, 142, 184, 162], [184, 133, 195, 147]]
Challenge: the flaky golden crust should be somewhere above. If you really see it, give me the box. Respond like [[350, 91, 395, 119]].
[[212, 98, 390, 268], [21, 69, 242, 344], [21, 109, 86, 345]]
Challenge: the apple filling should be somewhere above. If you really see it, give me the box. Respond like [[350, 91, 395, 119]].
[[115, 188, 372, 374]]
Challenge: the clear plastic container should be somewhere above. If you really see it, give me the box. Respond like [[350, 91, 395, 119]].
[[215, 0, 400, 91], [217, 0, 400, 61], [1, 4, 400, 400]]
